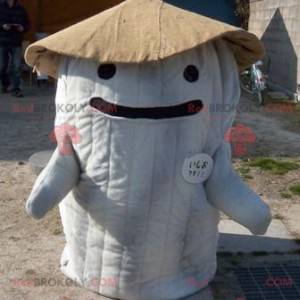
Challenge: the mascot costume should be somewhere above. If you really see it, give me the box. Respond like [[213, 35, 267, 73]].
[[25, 0, 271, 299]]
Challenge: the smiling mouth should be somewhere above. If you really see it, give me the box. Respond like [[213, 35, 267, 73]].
[[90, 98, 203, 120]]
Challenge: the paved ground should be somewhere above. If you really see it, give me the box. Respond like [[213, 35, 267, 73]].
[[218, 219, 300, 254]]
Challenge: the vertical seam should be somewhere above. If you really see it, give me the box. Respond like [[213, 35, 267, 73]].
[[137, 128, 156, 298], [198, 46, 211, 153], [159, 121, 179, 279], [98, 117, 112, 294], [86, 61, 97, 167], [82, 66, 97, 282], [117, 122, 136, 297]]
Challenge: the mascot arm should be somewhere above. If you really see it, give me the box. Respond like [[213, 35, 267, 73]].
[[205, 142, 271, 235], [26, 146, 80, 219]]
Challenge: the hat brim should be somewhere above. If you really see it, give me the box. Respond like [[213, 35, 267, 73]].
[[25, 0, 264, 78]]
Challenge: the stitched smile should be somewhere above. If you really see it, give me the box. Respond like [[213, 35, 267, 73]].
[[90, 98, 203, 119]]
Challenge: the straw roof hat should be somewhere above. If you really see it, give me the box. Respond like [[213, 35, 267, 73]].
[[25, 0, 264, 78]]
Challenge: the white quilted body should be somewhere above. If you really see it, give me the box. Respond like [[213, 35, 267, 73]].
[[26, 40, 271, 300]]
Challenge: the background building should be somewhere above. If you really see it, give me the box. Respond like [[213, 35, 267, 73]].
[[249, 0, 300, 96]]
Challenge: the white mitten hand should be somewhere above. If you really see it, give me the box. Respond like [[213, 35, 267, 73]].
[[26, 146, 80, 219], [205, 142, 271, 235]]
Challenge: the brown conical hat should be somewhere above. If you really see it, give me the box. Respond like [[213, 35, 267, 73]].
[[25, 0, 264, 78]]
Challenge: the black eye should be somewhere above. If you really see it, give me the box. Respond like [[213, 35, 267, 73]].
[[183, 65, 199, 82], [98, 64, 116, 80]]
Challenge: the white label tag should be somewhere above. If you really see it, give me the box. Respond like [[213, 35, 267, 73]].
[[182, 153, 214, 184]]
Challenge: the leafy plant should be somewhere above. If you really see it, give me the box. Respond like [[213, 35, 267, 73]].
[[280, 192, 292, 199], [237, 167, 250, 176], [289, 183, 300, 196], [248, 158, 299, 175]]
